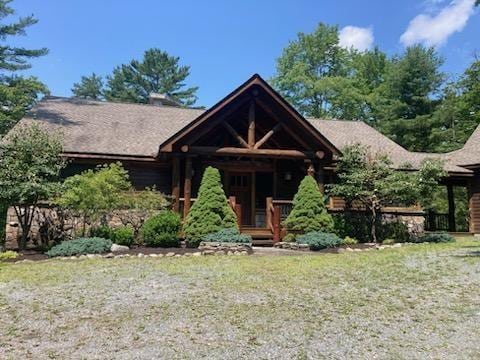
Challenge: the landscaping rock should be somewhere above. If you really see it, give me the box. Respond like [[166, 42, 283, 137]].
[[111, 244, 129, 253], [345, 247, 354, 252], [202, 250, 215, 256], [166, 252, 175, 257], [192, 252, 202, 256], [104, 253, 114, 258], [86, 254, 96, 259], [392, 243, 402, 248]]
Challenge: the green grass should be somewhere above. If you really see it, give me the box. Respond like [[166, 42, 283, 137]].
[[0, 238, 479, 359]]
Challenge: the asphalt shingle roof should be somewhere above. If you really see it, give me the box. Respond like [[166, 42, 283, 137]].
[[13, 96, 477, 174]]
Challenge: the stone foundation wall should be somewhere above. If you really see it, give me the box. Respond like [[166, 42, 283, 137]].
[[4, 206, 159, 250], [381, 213, 425, 238]]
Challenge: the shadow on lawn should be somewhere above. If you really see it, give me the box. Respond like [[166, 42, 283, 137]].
[[452, 244, 480, 258]]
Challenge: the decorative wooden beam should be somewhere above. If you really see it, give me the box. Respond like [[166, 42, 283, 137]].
[[254, 123, 283, 149], [255, 98, 311, 150], [181, 145, 324, 159], [222, 122, 248, 148], [248, 100, 255, 148]]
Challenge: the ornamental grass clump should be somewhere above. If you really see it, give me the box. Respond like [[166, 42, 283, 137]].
[[283, 175, 334, 240], [45, 237, 112, 257], [183, 167, 237, 247]]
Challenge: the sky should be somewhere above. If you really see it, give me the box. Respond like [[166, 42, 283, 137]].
[[9, 0, 480, 107]]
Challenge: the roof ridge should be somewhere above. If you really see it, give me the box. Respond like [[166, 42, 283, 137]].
[[42, 96, 205, 112]]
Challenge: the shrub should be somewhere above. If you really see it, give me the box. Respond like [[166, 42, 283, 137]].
[[45, 237, 112, 257], [296, 232, 343, 251], [418, 232, 455, 243], [203, 228, 252, 243], [141, 211, 181, 247], [333, 212, 371, 242], [284, 176, 334, 236], [0, 250, 18, 261], [378, 220, 410, 243], [90, 225, 113, 239], [111, 225, 135, 246], [342, 236, 358, 245], [183, 167, 237, 247], [282, 233, 297, 242]]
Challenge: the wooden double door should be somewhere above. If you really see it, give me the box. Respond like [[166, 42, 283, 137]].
[[226, 171, 273, 227], [228, 172, 253, 226]]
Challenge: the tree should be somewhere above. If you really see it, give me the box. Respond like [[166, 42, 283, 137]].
[[104, 48, 198, 106], [183, 166, 237, 247], [283, 175, 334, 239], [373, 45, 445, 151], [0, 0, 48, 136], [0, 76, 48, 135], [71, 73, 104, 100], [271, 23, 353, 118], [0, 124, 64, 250], [328, 144, 445, 242], [56, 163, 131, 236]]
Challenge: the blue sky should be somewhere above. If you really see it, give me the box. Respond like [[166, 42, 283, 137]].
[[10, 0, 480, 107]]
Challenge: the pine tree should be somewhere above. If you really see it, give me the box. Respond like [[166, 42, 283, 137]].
[[104, 48, 198, 106], [283, 175, 334, 238], [71, 73, 104, 100], [0, 0, 48, 136], [183, 167, 237, 247]]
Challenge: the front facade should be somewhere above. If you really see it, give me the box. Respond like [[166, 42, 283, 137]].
[[6, 74, 480, 246]]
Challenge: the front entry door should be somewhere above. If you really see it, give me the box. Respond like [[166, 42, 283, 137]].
[[228, 172, 252, 226]]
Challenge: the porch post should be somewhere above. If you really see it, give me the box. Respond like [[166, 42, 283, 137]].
[[183, 156, 192, 218], [468, 173, 480, 234], [172, 157, 180, 212], [273, 205, 281, 243], [447, 182, 456, 232], [316, 166, 325, 193]]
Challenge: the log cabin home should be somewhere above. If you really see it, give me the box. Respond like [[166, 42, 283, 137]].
[[8, 74, 480, 244]]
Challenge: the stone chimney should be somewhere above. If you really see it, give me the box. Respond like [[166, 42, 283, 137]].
[[148, 93, 180, 107]]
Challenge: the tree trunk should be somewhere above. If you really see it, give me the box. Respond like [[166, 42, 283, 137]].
[[371, 206, 377, 243], [14, 205, 35, 251]]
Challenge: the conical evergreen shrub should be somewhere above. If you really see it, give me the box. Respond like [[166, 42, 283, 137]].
[[183, 166, 237, 247], [283, 175, 334, 238]]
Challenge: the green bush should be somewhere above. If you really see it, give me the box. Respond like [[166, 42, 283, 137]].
[[183, 167, 237, 248], [333, 213, 410, 243], [282, 233, 297, 242], [45, 237, 112, 257], [418, 232, 455, 243], [141, 211, 181, 247], [333, 212, 371, 242], [378, 221, 410, 243], [296, 232, 343, 251], [284, 176, 334, 236], [0, 250, 18, 261], [90, 225, 113, 239], [342, 236, 358, 245], [203, 228, 252, 243], [111, 225, 135, 246]]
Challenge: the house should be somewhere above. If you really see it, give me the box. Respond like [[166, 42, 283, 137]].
[[6, 74, 480, 245]]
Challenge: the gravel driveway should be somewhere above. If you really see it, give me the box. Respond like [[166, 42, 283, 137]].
[[1, 238, 479, 359]]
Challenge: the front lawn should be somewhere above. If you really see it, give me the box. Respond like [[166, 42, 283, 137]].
[[1, 238, 480, 359]]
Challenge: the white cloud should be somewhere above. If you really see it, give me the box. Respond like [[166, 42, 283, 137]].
[[338, 26, 374, 52], [400, 0, 476, 47]]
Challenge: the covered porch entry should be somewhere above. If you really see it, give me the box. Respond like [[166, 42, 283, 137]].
[[163, 75, 338, 243]]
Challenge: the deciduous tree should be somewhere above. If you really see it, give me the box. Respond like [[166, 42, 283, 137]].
[[0, 124, 64, 250], [328, 144, 445, 242]]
